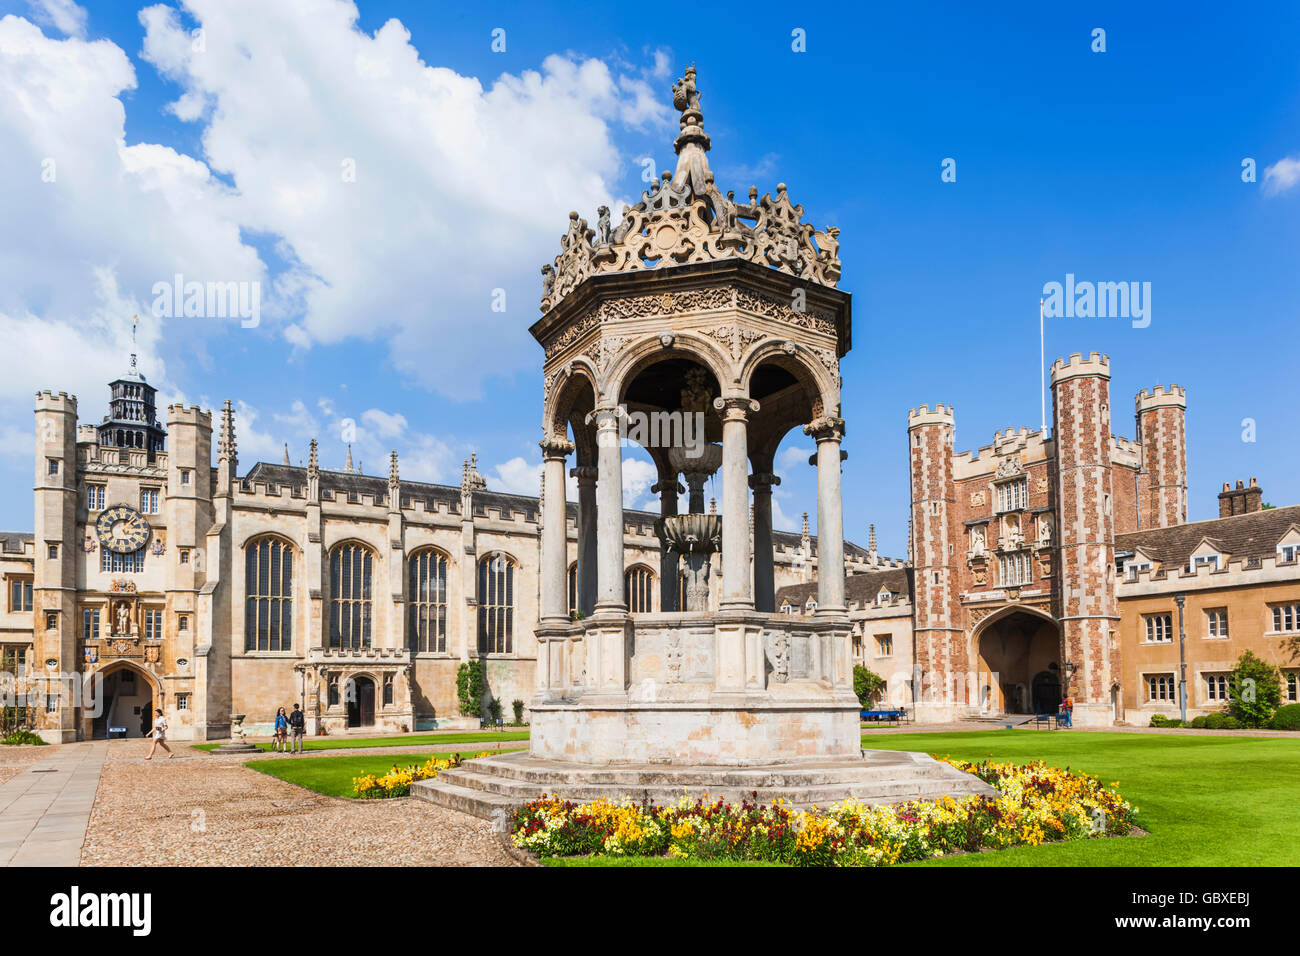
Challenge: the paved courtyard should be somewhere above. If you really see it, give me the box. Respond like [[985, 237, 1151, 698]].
[[1, 741, 519, 867]]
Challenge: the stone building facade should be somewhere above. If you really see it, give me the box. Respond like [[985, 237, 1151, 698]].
[[21, 364, 847, 742]]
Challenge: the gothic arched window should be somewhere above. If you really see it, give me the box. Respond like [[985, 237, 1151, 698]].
[[245, 536, 293, 651], [625, 565, 655, 614], [409, 548, 448, 653], [567, 562, 578, 614], [477, 553, 515, 654], [330, 543, 373, 649]]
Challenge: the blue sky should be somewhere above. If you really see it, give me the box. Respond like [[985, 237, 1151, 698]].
[[0, 0, 1297, 557]]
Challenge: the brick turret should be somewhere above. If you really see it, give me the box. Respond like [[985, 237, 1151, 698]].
[[1135, 385, 1187, 528], [1050, 353, 1118, 727], [908, 403, 961, 718]]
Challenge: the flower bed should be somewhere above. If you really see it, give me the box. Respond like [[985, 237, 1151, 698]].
[[352, 752, 490, 799], [509, 758, 1139, 866]]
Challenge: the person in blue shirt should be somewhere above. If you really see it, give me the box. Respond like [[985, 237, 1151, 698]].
[[273, 707, 289, 753]]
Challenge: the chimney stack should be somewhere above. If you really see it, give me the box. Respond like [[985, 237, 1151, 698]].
[[1218, 477, 1263, 517]]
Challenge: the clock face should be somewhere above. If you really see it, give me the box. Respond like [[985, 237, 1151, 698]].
[[94, 505, 151, 555]]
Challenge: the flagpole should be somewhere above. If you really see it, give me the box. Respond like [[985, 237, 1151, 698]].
[[1039, 297, 1046, 435]]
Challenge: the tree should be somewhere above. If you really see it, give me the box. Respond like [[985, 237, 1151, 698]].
[[853, 665, 886, 709], [1227, 650, 1282, 728], [456, 660, 486, 718]]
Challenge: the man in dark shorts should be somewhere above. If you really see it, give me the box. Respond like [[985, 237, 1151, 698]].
[[288, 702, 306, 754]]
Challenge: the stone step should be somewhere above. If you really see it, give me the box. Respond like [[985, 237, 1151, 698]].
[[435, 766, 981, 807], [412, 779, 518, 819], [460, 752, 954, 788], [411, 750, 996, 820]]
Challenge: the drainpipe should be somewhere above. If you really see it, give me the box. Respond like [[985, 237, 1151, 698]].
[[1175, 593, 1187, 724]]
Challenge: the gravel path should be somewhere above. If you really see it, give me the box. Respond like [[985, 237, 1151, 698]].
[[0, 745, 52, 785], [81, 745, 519, 867]]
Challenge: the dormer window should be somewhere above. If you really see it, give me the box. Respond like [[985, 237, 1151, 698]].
[[1188, 539, 1224, 573], [779, 602, 795, 615], [1278, 530, 1300, 563], [1124, 554, 1153, 580], [804, 597, 818, 614], [876, 589, 893, 605]]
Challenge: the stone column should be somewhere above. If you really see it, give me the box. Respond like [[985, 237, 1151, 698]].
[[806, 416, 847, 613], [570, 465, 598, 616], [749, 472, 780, 612], [716, 397, 757, 612], [539, 439, 573, 624], [652, 474, 683, 612], [591, 406, 626, 613]]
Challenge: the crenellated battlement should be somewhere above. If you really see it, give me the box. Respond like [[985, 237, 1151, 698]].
[[1049, 351, 1110, 385], [35, 390, 78, 412], [952, 428, 1051, 477], [1119, 550, 1299, 592], [1110, 434, 1142, 468], [1135, 384, 1186, 412], [907, 403, 955, 427], [167, 404, 213, 427]]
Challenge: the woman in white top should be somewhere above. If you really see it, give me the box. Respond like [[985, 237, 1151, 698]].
[[146, 708, 174, 759]]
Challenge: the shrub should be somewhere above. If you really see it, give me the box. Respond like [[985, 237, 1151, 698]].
[[511, 699, 525, 725], [1149, 714, 1172, 727], [1227, 651, 1282, 728], [456, 660, 486, 718], [1271, 704, 1300, 731], [1, 729, 46, 746], [1222, 716, 1242, 729], [853, 666, 886, 709], [1190, 715, 1209, 729], [486, 698, 503, 724], [1204, 712, 1228, 730]]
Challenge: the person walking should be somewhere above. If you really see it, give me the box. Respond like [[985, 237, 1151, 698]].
[[273, 707, 289, 754], [145, 708, 174, 759], [288, 702, 306, 755]]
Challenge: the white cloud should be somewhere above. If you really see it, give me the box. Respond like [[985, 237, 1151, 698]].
[[0, 12, 263, 411], [26, 0, 86, 38], [360, 408, 408, 440], [491, 456, 541, 497], [622, 458, 657, 509], [1263, 155, 1300, 196], [136, 0, 670, 399], [777, 444, 814, 471]]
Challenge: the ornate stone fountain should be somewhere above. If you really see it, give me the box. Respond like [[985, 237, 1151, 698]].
[[411, 63, 994, 815]]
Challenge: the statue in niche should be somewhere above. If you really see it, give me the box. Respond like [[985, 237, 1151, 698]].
[[970, 525, 986, 555], [1038, 516, 1053, 547], [114, 600, 132, 638]]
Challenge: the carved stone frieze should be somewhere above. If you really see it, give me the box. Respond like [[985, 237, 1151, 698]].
[[539, 66, 841, 314]]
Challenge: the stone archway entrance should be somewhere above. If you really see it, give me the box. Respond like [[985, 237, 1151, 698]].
[[346, 676, 375, 729], [975, 610, 1061, 715], [91, 663, 157, 739]]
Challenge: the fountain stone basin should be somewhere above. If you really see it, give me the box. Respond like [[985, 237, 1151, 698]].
[[654, 513, 721, 612], [652, 512, 721, 554]]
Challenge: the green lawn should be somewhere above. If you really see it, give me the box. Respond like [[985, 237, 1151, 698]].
[[246, 749, 525, 798], [544, 730, 1299, 867], [868, 730, 1300, 866], [192, 729, 529, 754]]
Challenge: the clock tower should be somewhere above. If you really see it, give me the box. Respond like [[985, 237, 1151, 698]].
[[96, 352, 166, 460]]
